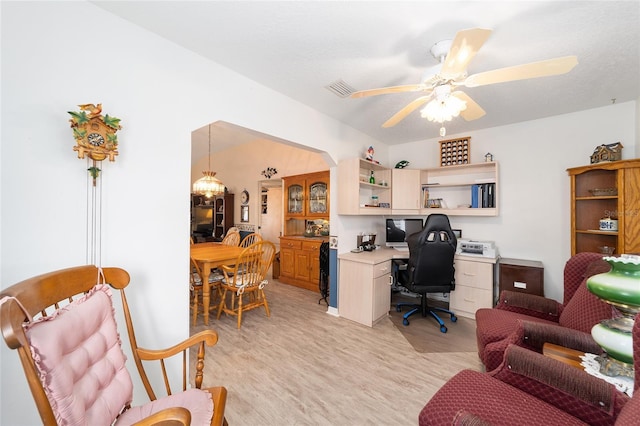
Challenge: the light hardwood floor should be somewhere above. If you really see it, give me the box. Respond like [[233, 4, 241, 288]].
[[191, 278, 483, 425]]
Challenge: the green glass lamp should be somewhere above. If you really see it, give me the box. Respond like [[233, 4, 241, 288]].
[[586, 254, 640, 377]]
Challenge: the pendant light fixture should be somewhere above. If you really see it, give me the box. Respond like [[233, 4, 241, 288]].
[[192, 124, 225, 198]]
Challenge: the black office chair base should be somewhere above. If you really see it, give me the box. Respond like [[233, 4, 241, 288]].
[[396, 303, 457, 333]]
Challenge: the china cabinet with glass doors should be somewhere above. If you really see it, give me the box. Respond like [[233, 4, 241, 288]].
[[284, 171, 329, 223], [280, 171, 330, 292]]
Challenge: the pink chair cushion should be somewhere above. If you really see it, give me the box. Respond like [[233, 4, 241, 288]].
[[115, 388, 214, 426], [25, 284, 133, 426]]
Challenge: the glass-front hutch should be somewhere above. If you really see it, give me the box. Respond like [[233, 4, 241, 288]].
[[283, 171, 330, 235]]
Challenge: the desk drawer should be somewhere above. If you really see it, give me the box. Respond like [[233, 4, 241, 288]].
[[499, 258, 544, 296], [450, 285, 492, 317], [373, 261, 391, 279], [455, 260, 493, 290]]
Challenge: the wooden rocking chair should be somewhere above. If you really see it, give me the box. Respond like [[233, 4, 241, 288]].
[[0, 265, 227, 426]]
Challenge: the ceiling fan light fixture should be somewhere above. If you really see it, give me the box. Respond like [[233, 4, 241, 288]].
[[420, 86, 467, 123]]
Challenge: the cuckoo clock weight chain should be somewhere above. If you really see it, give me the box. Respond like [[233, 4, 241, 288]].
[[68, 103, 122, 266]]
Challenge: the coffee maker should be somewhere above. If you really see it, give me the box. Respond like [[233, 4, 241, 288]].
[[357, 233, 377, 251]]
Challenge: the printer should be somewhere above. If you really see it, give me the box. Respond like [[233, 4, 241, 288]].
[[456, 239, 498, 258]]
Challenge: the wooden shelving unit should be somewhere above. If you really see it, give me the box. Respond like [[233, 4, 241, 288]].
[[213, 193, 234, 239], [567, 159, 640, 255]]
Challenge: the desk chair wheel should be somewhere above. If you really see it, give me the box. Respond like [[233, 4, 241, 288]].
[[403, 318, 410, 326], [451, 314, 458, 322], [396, 306, 402, 312], [440, 325, 448, 333]]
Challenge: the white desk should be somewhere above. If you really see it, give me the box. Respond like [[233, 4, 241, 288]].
[[338, 247, 497, 326]]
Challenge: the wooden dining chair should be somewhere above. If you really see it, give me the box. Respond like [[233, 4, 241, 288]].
[[221, 231, 240, 246], [217, 240, 276, 328], [190, 256, 224, 326], [240, 232, 262, 248], [0, 265, 227, 426]]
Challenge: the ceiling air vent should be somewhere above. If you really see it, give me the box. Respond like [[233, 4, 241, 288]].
[[325, 79, 356, 98]]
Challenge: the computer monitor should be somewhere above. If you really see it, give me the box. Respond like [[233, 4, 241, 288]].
[[385, 218, 423, 247]]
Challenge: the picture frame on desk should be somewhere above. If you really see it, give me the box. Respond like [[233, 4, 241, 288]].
[[452, 229, 462, 238]]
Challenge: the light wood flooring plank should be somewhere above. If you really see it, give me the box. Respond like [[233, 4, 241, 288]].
[[192, 278, 482, 425]]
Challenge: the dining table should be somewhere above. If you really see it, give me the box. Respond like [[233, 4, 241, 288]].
[[190, 242, 244, 325]]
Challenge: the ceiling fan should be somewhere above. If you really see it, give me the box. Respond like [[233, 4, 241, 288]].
[[350, 28, 578, 131]]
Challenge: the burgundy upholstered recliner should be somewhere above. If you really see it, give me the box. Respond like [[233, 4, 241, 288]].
[[419, 312, 640, 426], [475, 252, 613, 372]]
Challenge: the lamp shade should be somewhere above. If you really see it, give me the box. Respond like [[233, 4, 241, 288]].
[[193, 171, 225, 198]]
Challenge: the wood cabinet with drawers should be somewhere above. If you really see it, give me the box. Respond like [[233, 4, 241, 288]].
[[449, 255, 497, 319], [499, 258, 544, 296], [279, 236, 327, 292], [338, 251, 393, 327]]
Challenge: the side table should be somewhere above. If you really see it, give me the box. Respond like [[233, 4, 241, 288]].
[[542, 342, 585, 370]]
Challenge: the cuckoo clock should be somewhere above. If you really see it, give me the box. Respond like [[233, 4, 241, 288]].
[[68, 104, 122, 184], [69, 103, 121, 162]]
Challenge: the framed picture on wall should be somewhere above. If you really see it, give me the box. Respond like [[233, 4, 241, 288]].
[[241, 205, 249, 222]]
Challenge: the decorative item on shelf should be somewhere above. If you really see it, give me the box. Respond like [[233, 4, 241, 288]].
[[589, 188, 618, 196], [261, 167, 278, 179], [192, 124, 225, 198], [395, 160, 410, 169], [68, 103, 122, 185], [320, 220, 330, 236], [599, 217, 618, 232], [368, 170, 375, 184], [599, 246, 615, 255], [364, 146, 379, 164], [304, 223, 316, 237], [439, 137, 470, 167], [586, 254, 640, 378], [426, 198, 445, 208], [590, 142, 623, 164], [484, 152, 493, 162]]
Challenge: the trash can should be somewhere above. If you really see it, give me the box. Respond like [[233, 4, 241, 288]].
[[272, 252, 280, 279]]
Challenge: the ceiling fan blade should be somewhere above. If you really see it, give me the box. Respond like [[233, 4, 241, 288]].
[[440, 28, 492, 78], [350, 84, 426, 98], [382, 94, 432, 128], [451, 91, 486, 121], [462, 56, 578, 87]]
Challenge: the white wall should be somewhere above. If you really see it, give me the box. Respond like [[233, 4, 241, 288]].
[[388, 101, 637, 301], [0, 2, 377, 424], [1, 3, 638, 424]]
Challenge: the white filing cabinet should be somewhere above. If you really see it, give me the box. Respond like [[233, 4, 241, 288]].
[[449, 255, 497, 319], [338, 251, 393, 327]]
